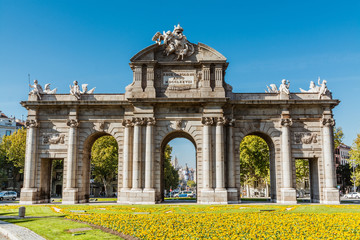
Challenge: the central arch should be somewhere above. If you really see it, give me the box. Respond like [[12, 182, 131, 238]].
[[159, 131, 197, 202], [239, 131, 277, 202]]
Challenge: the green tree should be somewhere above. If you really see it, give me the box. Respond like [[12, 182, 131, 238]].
[[163, 144, 179, 192], [187, 180, 196, 188], [334, 127, 344, 150], [349, 134, 360, 187], [91, 136, 118, 197], [0, 128, 27, 172], [239, 135, 270, 188], [295, 159, 309, 185]]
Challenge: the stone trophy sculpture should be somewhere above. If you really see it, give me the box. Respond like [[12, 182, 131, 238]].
[[152, 24, 195, 60]]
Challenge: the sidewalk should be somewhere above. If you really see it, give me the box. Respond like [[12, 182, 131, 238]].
[[0, 220, 45, 240]]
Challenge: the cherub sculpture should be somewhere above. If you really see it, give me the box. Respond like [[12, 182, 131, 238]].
[[69, 81, 81, 100], [70, 81, 95, 100], [279, 79, 290, 95], [318, 77, 329, 99]]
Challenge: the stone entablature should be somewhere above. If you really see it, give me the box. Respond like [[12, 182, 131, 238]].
[[20, 26, 340, 205]]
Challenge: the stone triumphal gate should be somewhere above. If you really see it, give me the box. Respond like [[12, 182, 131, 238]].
[[20, 25, 340, 205]]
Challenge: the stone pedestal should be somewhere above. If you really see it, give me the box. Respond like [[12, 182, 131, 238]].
[[280, 188, 297, 204], [199, 189, 228, 204], [62, 188, 78, 204], [19, 188, 38, 204], [227, 188, 239, 204], [118, 189, 156, 204], [322, 189, 340, 204], [214, 189, 228, 204]]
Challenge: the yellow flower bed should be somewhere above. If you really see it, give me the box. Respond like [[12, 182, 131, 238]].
[[62, 206, 360, 239]]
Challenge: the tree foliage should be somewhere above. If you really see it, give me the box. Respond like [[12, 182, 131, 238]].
[[91, 135, 118, 196], [187, 180, 196, 188], [239, 135, 269, 187], [163, 144, 179, 192], [295, 159, 309, 185], [349, 134, 360, 186], [0, 128, 27, 173], [334, 127, 344, 150]]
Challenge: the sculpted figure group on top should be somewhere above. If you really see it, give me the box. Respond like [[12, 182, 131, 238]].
[[266, 77, 330, 99], [152, 24, 195, 60], [29, 79, 95, 100]]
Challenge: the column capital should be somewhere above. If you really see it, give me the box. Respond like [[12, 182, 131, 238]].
[[67, 119, 79, 128], [215, 117, 226, 126], [322, 117, 335, 127], [281, 118, 293, 127], [202, 117, 214, 126], [122, 119, 133, 128], [25, 119, 38, 128], [225, 118, 235, 127], [132, 117, 145, 126], [146, 117, 156, 126]]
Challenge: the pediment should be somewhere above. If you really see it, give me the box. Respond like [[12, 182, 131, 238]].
[[130, 42, 227, 63]]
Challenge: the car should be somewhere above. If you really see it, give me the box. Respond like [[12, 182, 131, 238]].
[[0, 191, 17, 201], [344, 192, 360, 199]]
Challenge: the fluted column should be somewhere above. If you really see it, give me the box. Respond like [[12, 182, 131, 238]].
[[144, 117, 156, 190], [227, 119, 235, 188], [281, 117, 293, 189], [322, 117, 336, 189], [66, 119, 79, 189], [202, 117, 213, 190], [214, 65, 223, 89], [23, 119, 38, 189], [131, 117, 143, 191], [215, 117, 225, 190], [122, 119, 132, 191]]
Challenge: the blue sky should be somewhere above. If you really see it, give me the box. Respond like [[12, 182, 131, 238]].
[[1, 1, 359, 167]]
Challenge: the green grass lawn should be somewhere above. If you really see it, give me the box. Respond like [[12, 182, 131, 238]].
[[4, 217, 121, 240]]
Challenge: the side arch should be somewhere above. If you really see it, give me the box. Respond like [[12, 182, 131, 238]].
[[76, 123, 123, 203]]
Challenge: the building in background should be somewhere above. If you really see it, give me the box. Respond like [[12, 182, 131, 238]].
[[335, 144, 352, 193], [0, 110, 25, 138]]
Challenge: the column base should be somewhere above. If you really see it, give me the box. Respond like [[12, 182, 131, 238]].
[[321, 188, 340, 204], [280, 188, 297, 204], [62, 188, 78, 204], [198, 189, 228, 204], [20, 188, 38, 204], [117, 189, 156, 204], [227, 188, 240, 203]]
